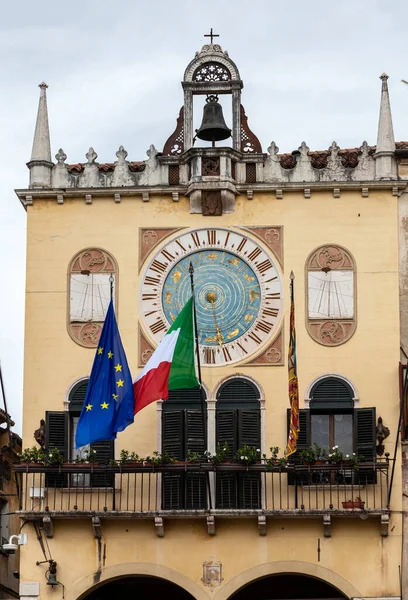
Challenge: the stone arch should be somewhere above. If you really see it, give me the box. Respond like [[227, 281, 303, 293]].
[[213, 561, 362, 600], [183, 46, 241, 83], [69, 562, 209, 600], [304, 372, 360, 409]]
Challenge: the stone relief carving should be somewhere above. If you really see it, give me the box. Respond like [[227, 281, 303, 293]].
[[238, 225, 283, 267], [139, 227, 185, 270], [138, 324, 156, 368], [201, 560, 223, 588], [68, 248, 117, 348], [243, 328, 284, 366], [202, 190, 222, 216], [306, 244, 356, 347]]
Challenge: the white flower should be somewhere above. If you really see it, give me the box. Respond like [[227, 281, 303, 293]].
[[244, 456, 248, 461], [352, 453, 356, 456], [346, 454, 349, 458], [223, 447, 227, 451], [329, 454, 333, 457], [240, 456, 244, 460], [256, 449, 260, 452]]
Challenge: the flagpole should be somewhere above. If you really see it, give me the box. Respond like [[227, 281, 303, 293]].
[[109, 273, 114, 302], [188, 262, 205, 439], [188, 262, 212, 510]]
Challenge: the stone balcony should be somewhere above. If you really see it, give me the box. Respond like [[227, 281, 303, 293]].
[[14, 461, 391, 539]]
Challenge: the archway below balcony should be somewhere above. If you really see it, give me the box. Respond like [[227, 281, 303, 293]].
[[227, 573, 348, 600], [213, 561, 361, 600], [71, 562, 209, 600], [82, 576, 195, 600]]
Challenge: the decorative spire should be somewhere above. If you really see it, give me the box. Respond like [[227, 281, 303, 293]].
[[30, 82, 51, 162], [374, 73, 397, 179]]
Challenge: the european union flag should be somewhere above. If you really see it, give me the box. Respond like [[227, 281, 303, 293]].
[[75, 300, 134, 448]]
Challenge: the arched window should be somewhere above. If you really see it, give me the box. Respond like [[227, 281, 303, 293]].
[[68, 248, 117, 348], [216, 377, 260, 509], [289, 376, 376, 465], [306, 245, 356, 346], [45, 379, 114, 487], [162, 387, 207, 509]]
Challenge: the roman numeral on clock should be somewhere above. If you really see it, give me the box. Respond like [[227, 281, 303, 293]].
[[237, 342, 248, 355], [222, 347, 232, 362], [151, 259, 167, 274], [237, 238, 247, 252], [204, 347, 215, 364], [207, 230, 217, 245], [161, 249, 175, 261], [191, 231, 200, 247], [150, 319, 167, 335], [255, 320, 273, 334], [257, 259, 273, 274], [142, 293, 157, 301], [263, 307, 279, 318], [248, 247, 261, 261], [145, 276, 160, 286], [248, 331, 262, 345], [266, 293, 281, 300]]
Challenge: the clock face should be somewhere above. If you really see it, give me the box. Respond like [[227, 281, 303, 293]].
[[140, 228, 283, 366]]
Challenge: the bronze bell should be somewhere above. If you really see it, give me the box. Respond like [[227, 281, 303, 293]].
[[196, 95, 231, 143]]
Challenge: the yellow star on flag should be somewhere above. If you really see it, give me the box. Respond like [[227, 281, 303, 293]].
[[114, 363, 122, 372], [85, 404, 93, 411], [100, 401, 109, 409], [108, 350, 113, 359], [98, 347, 104, 355], [112, 393, 118, 400], [117, 379, 124, 387]]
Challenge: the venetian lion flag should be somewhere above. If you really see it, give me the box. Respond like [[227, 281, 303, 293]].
[[133, 297, 199, 414], [285, 271, 300, 457]]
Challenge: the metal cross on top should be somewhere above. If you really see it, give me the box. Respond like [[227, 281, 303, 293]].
[[204, 28, 219, 44]]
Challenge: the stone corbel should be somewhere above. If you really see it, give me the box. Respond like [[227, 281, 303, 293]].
[[85, 194, 92, 204], [155, 516, 164, 537], [323, 514, 331, 538], [258, 515, 267, 536], [43, 516, 53, 538], [304, 188, 311, 199], [276, 189, 283, 200], [142, 192, 150, 202], [247, 189, 254, 200], [333, 188, 341, 198], [380, 513, 389, 537], [207, 516, 215, 536], [92, 516, 102, 539], [172, 192, 180, 202], [114, 193, 121, 203], [57, 193, 64, 205], [361, 187, 369, 198]]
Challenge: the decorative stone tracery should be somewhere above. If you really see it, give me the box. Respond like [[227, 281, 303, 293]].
[[68, 248, 117, 348], [306, 244, 356, 346]]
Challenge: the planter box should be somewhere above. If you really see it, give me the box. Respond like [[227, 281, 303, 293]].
[[342, 500, 365, 509]]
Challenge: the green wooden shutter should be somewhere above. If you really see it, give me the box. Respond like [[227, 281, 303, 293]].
[[354, 407, 376, 484], [162, 409, 183, 509], [287, 409, 310, 485], [238, 410, 261, 508], [216, 410, 237, 458], [162, 410, 184, 460], [90, 440, 114, 487], [185, 409, 206, 509], [45, 411, 69, 488], [238, 410, 260, 448]]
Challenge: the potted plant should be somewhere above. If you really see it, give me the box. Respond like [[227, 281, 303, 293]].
[[264, 447, 287, 470], [204, 442, 230, 465], [300, 443, 328, 465], [342, 496, 365, 509], [235, 444, 261, 466], [19, 446, 46, 465]]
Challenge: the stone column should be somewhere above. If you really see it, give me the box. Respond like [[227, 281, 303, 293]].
[[232, 89, 241, 151], [184, 90, 194, 151]]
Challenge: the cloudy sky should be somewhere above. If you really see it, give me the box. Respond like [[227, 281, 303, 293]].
[[1, 0, 407, 435]]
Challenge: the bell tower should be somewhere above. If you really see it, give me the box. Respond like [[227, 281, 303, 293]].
[[162, 32, 263, 215]]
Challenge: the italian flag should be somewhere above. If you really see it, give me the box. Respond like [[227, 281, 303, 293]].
[[133, 297, 199, 414]]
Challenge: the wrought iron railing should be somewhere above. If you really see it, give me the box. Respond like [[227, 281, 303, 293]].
[[14, 460, 390, 516]]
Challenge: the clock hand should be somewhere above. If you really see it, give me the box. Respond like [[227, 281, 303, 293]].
[[206, 291, 224, 346]]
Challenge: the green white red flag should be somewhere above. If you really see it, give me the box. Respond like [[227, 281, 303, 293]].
[[133, 297, 199, 414]]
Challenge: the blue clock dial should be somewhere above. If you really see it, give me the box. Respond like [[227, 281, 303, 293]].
[[140, 227, 283, 366], [162, 250, 261, 346]]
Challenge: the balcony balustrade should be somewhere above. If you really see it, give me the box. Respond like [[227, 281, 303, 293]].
[[14, 460, 391, 537]]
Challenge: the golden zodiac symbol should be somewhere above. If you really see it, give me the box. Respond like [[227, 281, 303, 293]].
[[244, 273, 255, 282], [165, 292, 172, 303], [244, 313, 254, 323], [227, 328, 239, 339], [172, 271, 181, 283], [170, 312, 176, 322], [227, 258, 240, 267], [249, 290, 260, 303], [207, 253, 217, 259]]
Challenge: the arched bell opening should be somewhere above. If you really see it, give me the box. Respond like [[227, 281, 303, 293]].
[[80, 575, 196, 600], [228, 573, 348, 600]]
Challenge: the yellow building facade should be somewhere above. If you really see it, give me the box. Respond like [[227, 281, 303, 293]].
[[14, 41, 408, 600]]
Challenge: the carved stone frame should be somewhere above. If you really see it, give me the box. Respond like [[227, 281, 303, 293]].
[[305, 244, 356, 346], [67, 247, 118, 348]]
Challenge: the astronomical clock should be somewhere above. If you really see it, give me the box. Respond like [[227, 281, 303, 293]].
[[139, 227, 284, 366]]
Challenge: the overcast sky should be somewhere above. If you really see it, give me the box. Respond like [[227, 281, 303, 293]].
[[1, 0, 407, 436]]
